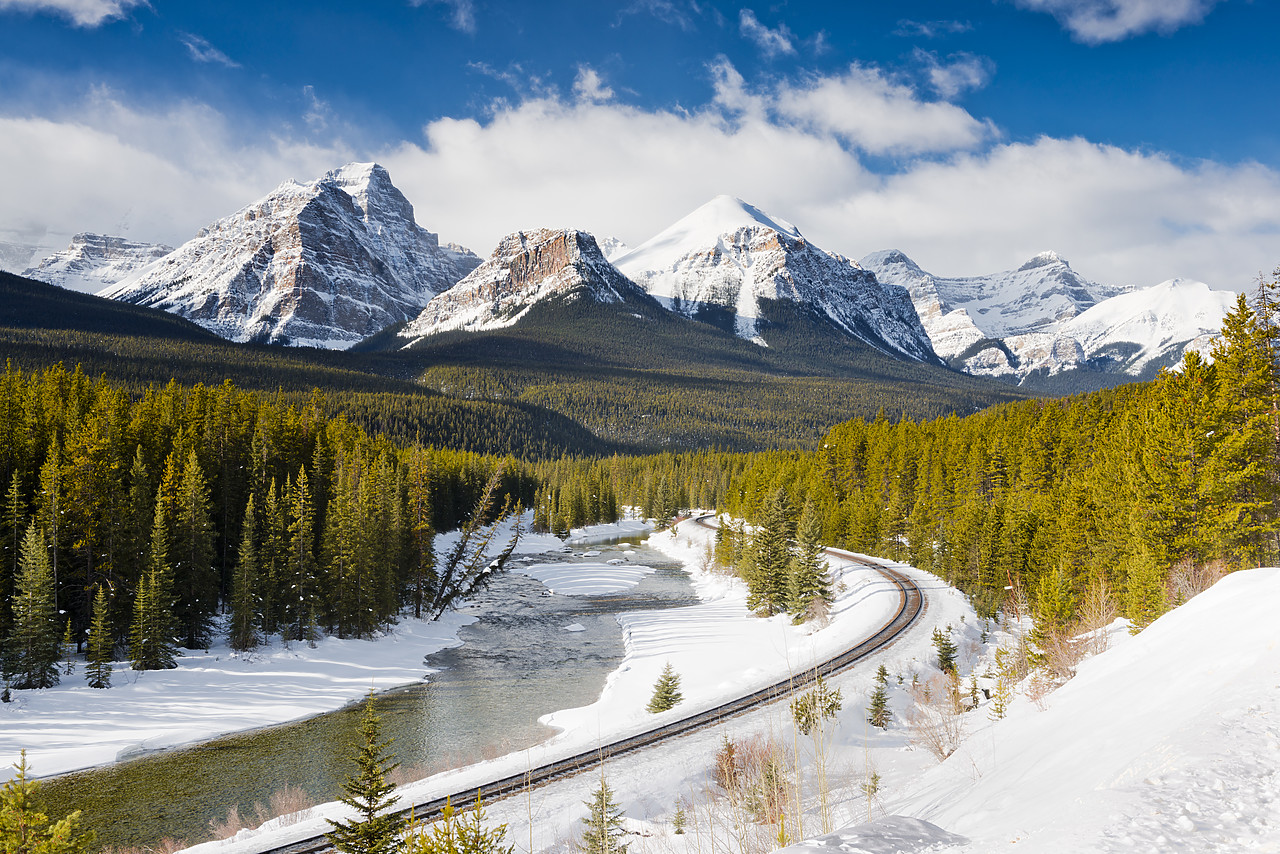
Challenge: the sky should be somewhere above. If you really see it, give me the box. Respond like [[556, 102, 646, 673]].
[[0, 0, 1278, 289]]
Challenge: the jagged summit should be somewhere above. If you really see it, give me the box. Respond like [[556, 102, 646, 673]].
[[398, 228, 646, 344], [24, 233, 173, 294], [863, 248, 1232, 384], [103, 162, 480, 349], [615, 198, 937, 363], [1017, 250, 1065, 272]]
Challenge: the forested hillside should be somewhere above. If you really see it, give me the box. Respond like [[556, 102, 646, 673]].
[[0, 365, 540, 687]]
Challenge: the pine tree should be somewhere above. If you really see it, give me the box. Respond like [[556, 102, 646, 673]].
[[286, 470, 320, 643], [0, 751, 94, 854], [578, 773, 628, 854], [932, 626, 958, 675], [1032, 564, 1076, 647], [745, 488, 794, 616], [228, 494, 261, 652], [402, 796, 514, 854], [645, 662, 683, 713], [1123, 547, 1167, 633], [129, 498, 177, 671], [787, 500, 832, 622], [4, 524, 61, 689], [326, 692, 404, 854], [172, 450, 216, 649], [867, 664, 892, 728], [85, 585, 113, 688]]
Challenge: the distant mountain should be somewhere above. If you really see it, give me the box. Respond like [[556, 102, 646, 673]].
[[862, 249, 1232, 385], [24, 233, 173, 294], [596, 236, 630, 262], [398, 228, 653, 345], [103, 163, 480, 349], [614, 196, 939, 364], [0, 239, 62, 275]]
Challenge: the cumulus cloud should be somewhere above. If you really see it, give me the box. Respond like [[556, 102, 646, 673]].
[[179, 33, 240, 68], [572, 66, 614, 103], [2, 64, 1277, 292], [738, 9, 795, 58], [771, 63, 996, 155], [409, 0, 476, 34], [1014, 0, 1224, 43], [913, 50, 995, 99], [0, 0, 144, 26]]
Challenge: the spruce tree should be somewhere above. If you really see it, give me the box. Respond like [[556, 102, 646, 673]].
[[85, 585, 113, 688], [402, 796, 514, 854], [645, 662, 683, 713], [787, 500, 832, 621], [172, 450, 215, 649], [326, 692, 404, 854], [228, 494, 261, 652], [578, 773, 628, 854], [867, 664, 892, 728], [0, 751, 94, 854], [129, 498, 177, 671], [745, 488, 794, 616], [932, 627, 958, 675], [4, 524, 61, 689], [286, 470, 320, 643]]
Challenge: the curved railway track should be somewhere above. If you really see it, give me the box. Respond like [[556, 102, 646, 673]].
[[265, 518, 924, 854]]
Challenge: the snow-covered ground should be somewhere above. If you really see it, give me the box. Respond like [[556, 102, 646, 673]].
[[11, 511, 1278, 854]]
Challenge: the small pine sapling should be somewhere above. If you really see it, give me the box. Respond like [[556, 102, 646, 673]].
[[578, 773, 628, 854], [645, 662, 683, 713], [402, 795, 514, 854], [326, 693, 404, 854], [932, 626, 958, 675], [791, 677, 842, 736], [866, 664, 892, 728], [0, 751, 95, 854], [671, 802, 687, 835]]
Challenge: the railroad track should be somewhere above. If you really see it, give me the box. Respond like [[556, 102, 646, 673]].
[[266, 516, 923, 854]]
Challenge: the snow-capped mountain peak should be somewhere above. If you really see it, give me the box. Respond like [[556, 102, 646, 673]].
[[615, 198, 937, 362], [863, 249, 1234, 384], [398, 228, 641, 345], [103, 163, 479, 348], [22, 233, 174, 294]]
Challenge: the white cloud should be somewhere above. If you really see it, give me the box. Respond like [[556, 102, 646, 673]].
[[409, 0, 475, 34], [617, 0, 699, 31], [0, 0, 144, 26], [914, 50, 995, 99], [1013, 0, 1224, 43], [179, 33, 240, 68], [572, 67, 614, 104], [738, 9, 795, 58], [773, 63, 996, 156], [2, 66, 1277, 294]]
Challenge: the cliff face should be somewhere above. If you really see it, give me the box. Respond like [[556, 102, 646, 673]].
[[398, 228, 643, 344], [102, 163, 479, 348], [24, 233, 174, 294]]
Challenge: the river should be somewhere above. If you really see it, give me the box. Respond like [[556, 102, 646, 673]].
[[39, 537, 696, 850]]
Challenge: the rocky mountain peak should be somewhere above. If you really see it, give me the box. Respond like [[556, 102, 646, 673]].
[[398, 228, 639, 344], [103, 163, 479, 348], [1017, 250, 1066, 272], [23, 233, 174, 294]]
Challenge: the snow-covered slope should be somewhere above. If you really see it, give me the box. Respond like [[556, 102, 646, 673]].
[[102, 163, 480, 349], [398, 228, 643, 344], [615, 196, 938, 363], [788, 567, 1280, 853], [23, 233, 173, 294], [0, 239, 51, 274], [862, 249, 1231, 382]]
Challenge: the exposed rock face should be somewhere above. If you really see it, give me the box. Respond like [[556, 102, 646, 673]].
[[863, 249, 1233, 382], [399, 228, 640, 343], [24, 233, 173, 294], [613, 196, 938, 363], [102, 163, 480, 348]]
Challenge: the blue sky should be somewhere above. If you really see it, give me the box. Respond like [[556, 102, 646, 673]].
[[1, 0, 1277, 289]]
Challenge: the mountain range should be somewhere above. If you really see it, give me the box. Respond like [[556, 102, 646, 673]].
[[22, 161, 1238, 390]]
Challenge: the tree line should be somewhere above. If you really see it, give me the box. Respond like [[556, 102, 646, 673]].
[[0, 366, 535, 689]]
